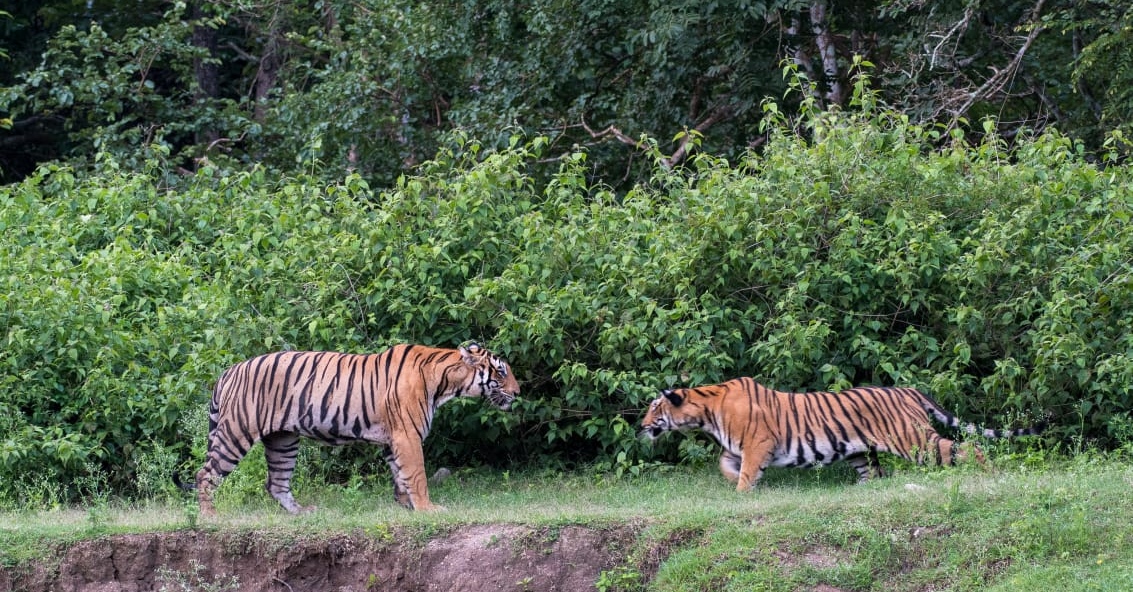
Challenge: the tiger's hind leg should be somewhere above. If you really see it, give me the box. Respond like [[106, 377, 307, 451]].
[[195, 426, 253, 518], [846, 450, 885, 483], [381, 446, 410, 507], [946, 438, 987, 469], [263, 432, 311, 514]]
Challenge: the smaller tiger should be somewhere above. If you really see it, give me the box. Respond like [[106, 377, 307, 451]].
[[640, 377, 1044, 490]]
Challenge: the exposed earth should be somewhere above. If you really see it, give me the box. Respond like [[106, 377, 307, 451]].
[[1, 524, 645, 592]]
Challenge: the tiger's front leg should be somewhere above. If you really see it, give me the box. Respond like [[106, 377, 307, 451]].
[[719, 450, 742, 484], [735, 440, 774, 492], [386, 438, 440, 511]]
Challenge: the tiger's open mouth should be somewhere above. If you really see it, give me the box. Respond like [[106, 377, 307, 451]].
[[640, 426, 665, 439]]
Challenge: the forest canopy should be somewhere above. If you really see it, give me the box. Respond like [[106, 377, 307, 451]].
[[3, 0, 1133, 184]]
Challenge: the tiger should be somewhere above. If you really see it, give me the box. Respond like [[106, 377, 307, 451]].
[[640, 377, 1044, 491], [185, 342, 519, 516]]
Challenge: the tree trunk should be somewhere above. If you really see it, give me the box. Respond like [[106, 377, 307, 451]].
[[809, 0, 844, 105], [253, 13, 285, 123], [190, 2, 220, 146]]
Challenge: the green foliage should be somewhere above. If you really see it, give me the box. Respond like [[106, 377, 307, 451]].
[[8, 0, 1133, 189], [0, 4, 248, 177], [2, 98, 1133, 505], [1055, 0, 1133, 154], [595, 565, 643, 592]]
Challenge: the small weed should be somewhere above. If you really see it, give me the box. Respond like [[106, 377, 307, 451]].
[[366, 523, 394, 544], [943, 478, 971, 516], [85, 502, 109, 534], [595, 565, 643, 592], [181, 494, 199, 530], [593, 448, 676, 482], [78, 463, 112, 534], [156, 560, 240, 592], [134, 440, 182, 502], [14, 474, 65, 511]]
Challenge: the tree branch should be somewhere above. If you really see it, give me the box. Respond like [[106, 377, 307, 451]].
[[580, 117, 645, 150], [661, 105, 734, 168], [1023, 73, 1064, 125], [581, 101, 735, 170], [927, 5, 975, 70], [946, 0, 1046, 131]]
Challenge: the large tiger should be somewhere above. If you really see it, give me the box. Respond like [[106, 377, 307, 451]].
[[640, 377, 1044, 490], [187, 342, 519, 516]]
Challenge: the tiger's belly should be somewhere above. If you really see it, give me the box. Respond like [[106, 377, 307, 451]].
[[769, 436, 871, 469], [293, 411, 392, 445]]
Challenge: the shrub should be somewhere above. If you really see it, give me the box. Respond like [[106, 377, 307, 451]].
[[1, 104, 1131, 504]]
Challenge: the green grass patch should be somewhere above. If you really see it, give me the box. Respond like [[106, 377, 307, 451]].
[[3, 456, 1132, 591]]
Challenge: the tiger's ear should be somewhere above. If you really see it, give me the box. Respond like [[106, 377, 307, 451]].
[[459, 342, 483, 365], [662, 389, 684, 407]]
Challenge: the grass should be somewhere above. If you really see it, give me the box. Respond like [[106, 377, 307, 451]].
[[3, 454, 1133, 591]]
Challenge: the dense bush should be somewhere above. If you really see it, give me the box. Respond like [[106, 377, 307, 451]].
[[2, 104, 1131, 505]]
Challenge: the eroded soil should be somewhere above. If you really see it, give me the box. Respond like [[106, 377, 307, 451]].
[[1, 524, 642, 592]]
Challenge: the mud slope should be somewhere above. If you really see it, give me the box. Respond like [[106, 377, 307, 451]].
[[2, 524, 642, 592]]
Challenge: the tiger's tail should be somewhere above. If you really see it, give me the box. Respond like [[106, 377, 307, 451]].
[[915, 389, 1046, 439], [172, 471, 197, 491]]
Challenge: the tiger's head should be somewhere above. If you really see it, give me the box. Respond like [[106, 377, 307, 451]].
[[640, 389, 701, 439], [460, 343, 520, 410]]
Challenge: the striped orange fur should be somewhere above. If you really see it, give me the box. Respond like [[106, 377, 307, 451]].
[[191, 343, 518, 515], [640, 377, 1043, 490]]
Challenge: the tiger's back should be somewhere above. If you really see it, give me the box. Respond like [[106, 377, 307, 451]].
[[762, 385, 952, 469], [641, 377, 1043, 491], [209, 347, 451, 447]]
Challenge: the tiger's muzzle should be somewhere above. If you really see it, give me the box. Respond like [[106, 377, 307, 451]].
[[488, 389, 517, 411]]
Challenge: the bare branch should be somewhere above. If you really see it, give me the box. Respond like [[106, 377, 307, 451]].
[[580, 117, 645, 149], [927, 5, 975, 70], [946, 0, 1046, 131], [1024, 73, 1064, 125], [223, 41, 258, 63], [661, 105, 734, 168], [581, 101, 735, 170]]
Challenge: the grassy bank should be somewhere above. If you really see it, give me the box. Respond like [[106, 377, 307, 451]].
[[2, 454, 1131, 591]]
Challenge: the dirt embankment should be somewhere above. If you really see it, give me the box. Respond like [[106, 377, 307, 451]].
[[2, 524, 646, 592]]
